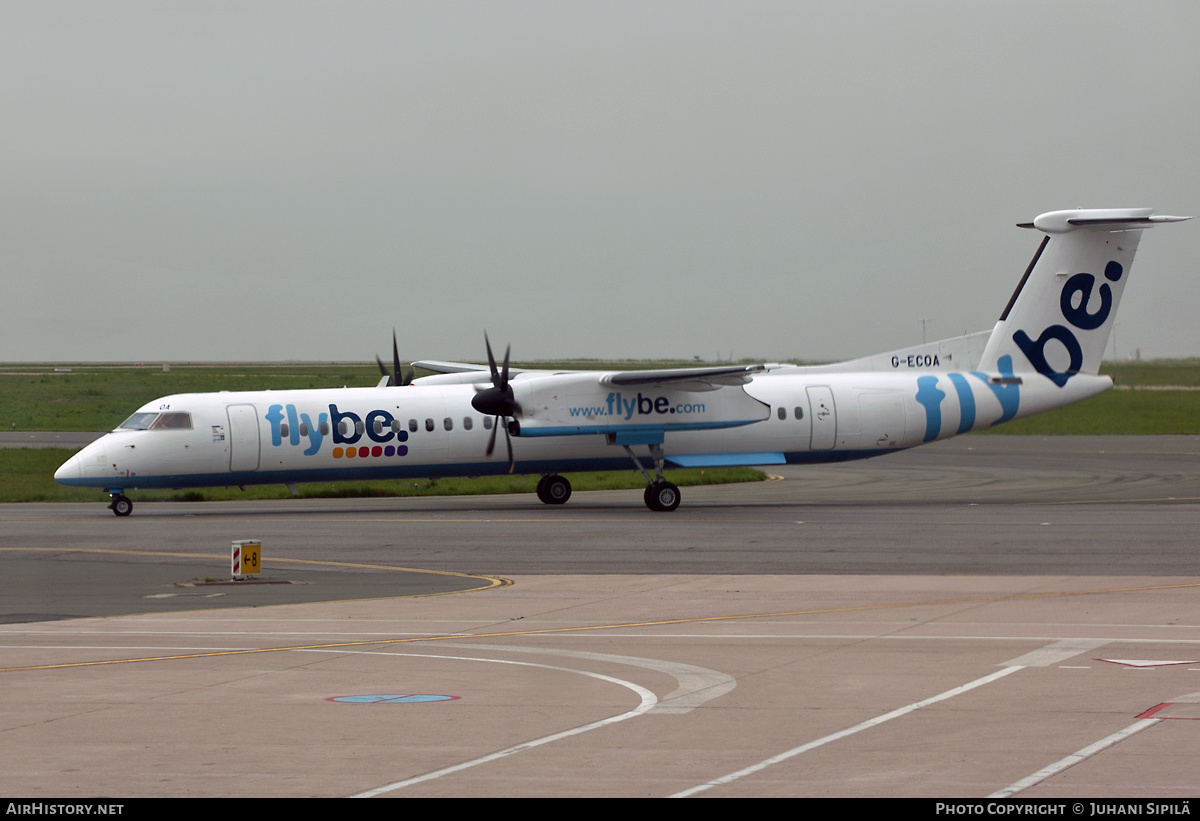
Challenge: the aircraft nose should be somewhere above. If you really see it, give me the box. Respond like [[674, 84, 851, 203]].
[[54, 453, 81, 483]]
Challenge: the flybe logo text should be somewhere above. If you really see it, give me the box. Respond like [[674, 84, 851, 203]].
[[265, 404, 409, 456], [1014, 260, 1122, 387]]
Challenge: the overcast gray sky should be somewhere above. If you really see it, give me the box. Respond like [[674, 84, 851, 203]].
[[3, 1, 1198, 364]]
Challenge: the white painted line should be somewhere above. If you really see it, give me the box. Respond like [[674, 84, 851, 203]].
[[1005, 639, 1108, 668], [448, 642, 735, 714], [295, 650, 657, 797], [988, 718, 1160, 798], [672, 665, 1023, 798]]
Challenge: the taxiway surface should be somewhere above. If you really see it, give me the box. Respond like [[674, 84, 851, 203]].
[[2, 436, 1198, 797]]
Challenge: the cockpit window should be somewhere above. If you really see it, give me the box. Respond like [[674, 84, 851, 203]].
[[151, 412, 192, 430], [118, 412, 158, 430], [117, 412, 193, 431]]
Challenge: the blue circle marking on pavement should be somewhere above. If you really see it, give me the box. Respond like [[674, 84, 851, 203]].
[[326, 694, 459, 704]]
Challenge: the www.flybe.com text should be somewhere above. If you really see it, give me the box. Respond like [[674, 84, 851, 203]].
[[569, 392, 706, 420]]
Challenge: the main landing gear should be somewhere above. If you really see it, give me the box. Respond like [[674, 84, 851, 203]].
[[108, 493, 133, 517], [625, 443, 681, 512], [643, 479, 681, 512], [534, 469, 678, 511], [536, 474, 572, 505]]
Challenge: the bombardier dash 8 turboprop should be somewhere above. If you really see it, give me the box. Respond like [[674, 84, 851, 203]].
[[56, 208, 1191, 516]]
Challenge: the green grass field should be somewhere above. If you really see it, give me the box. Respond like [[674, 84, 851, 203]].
[[4, 358, 1197, 504], [974, 386, 1200, 435], [4, 359, 1198, 435], [0, 359, 792, 432], [1, 447, 762, 504], [4, 358, 1197, 434], [0, 363, 382, 432]]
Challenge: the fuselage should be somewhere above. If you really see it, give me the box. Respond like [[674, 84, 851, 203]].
[[53, 205, 1188, 510], [54, 366, 1111, 493]]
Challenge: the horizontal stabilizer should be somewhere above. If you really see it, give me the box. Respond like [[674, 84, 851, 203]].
[[1018, 209, 1193, 233]]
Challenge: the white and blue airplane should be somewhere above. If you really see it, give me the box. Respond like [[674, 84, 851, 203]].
[[56, 207, 1190, 516]]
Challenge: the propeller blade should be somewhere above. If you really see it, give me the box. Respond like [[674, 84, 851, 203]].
[[392, 329, 405, 386], [484, 332, 499, 384], [476, 334, 519, 469], [374, 354, 393, 386], [486, 417, 498, 458]]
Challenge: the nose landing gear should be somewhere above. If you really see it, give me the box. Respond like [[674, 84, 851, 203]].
[[108, 493, 133, 517], [536, 474, 572, 505]]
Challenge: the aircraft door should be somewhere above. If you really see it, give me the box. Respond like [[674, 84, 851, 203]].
[[227, 404, 261, 472], [806, 386, 836, 450]]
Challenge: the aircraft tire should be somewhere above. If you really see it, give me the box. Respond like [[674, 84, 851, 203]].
[[645, 481, 680, 512], [535, 475, 550, 503], [543, 475, 571, 505], [111, 495, 133, 517]]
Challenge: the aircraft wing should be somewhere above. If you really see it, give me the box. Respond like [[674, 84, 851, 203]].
[[412, 359, 561, 386], [415, 360, 767, 390], [412, 360, 492, 374], [603, 364, 766, 389]]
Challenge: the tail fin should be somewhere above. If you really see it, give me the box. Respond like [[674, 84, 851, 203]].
[[978, 208, 1191, 386]]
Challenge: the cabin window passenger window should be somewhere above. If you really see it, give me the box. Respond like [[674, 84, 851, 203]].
[[795, 407, 804, 420], [425, 418, 434, 432], [339, 420, 351, 437], [299, 423, 309, 437], [483, 417, 493, 430], [463, 417, 473, 431], [391, 420, 401, 432], [372, 419, 384, 436], [355, 420, 365, 435], [279, 423, 289, 438], [320, 422, 330, 436], [444, 418, 453, 431], [777, 407, 787, 420], [409, 419, 418, 433]]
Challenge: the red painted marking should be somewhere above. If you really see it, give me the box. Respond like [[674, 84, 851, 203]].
[[1137, 703, 1171, 719], [1136, 702, 1200, 720]]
